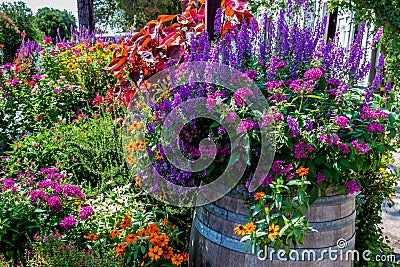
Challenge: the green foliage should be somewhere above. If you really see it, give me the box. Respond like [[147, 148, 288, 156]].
[[0, 1, 42, 63], [52, 115, 132, 192], [93, 0, 181, 31], [36, 7, 76, 41], [327, 0, 400, 90]]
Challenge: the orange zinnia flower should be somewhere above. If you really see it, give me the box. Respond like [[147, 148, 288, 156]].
[[162, 218, 168, 226], [254, 192, 265, 200], [84, 232, 98, 241], [296, 166, 309, 176], [244, 222, 257, 234], [148, 245, 163, 261], [110, 229, 120, 238], [171, 253, 184, 265], [121, 216, 131, 229], [268, 224, 280, 239], [163, 246, 173, 259], [115, 243, 126, 256], [157, 234, 169, 247], [125, 142, 136, 153], [125, 234, 137, 243], [147, 223, 161, 235]]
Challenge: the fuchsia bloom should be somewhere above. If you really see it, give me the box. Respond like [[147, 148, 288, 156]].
[[78, 206, 95, 221], [43, 36, 53, 44], [233, 87, 253, 107], [344, 180, 360, 194], [206, 92, 225, 110], [238, 120, 255, 134], [226, 112, 237, 123], [366, 122, 385, 133], [316, 172, 329, 184], [335, 116, 350, 128], [293, 142, 314, 159], [304, 67, 323, 80], [47, 196, 63, 212], [319, 133, 340, 146], [350, 140, 370, 153], [60, 216, 77, 231]]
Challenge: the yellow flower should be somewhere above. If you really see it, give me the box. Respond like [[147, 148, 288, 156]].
[[268, 224, 280, 239], [234, 224, 246, 236], [244, 222, 256, 234], [379, 168, 385, 173], [128, 121, 142, 131], [264, 207, 269, 213], [125, 155, 137, 166]]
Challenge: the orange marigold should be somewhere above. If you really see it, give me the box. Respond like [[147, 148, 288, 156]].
[[110, 229, 120, 238], [162, 218, 168, 226]]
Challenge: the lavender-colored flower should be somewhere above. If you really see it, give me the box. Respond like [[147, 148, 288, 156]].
[[335, 116, 350, 128], [244, 70, 258, 80], [371, 28, 383, 46], [304, 68, 323, 80], [344, 180, 360, 194], [78, 206, 94, 220], [293, 142, 314, 159], [238, 120, 255, 134], [47, 196, 63, 212], [287, 117, 300, 137], [60, 216, 77, 231]]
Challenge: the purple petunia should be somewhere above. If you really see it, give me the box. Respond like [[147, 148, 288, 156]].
[[344, 180, 360, 194], [60, 216, 77, 231], [78, 206, 95, 221]]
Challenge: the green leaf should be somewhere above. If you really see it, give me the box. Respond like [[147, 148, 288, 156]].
[[309, 185, 319, 204]]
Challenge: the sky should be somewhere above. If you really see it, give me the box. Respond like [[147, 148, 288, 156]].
[[0, 0, 78, 21]]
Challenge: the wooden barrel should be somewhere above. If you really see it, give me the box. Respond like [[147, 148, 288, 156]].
[[189, 191, 356, 267]]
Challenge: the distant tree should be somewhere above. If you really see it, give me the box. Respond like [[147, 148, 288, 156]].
[[0, 1, 42, 63], [36, 7, 76, 41], [93, 0, 181, 32]]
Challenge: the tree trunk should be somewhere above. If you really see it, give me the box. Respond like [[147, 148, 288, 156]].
[[77, 0, 95, 33]]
